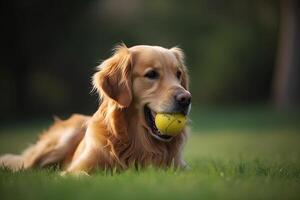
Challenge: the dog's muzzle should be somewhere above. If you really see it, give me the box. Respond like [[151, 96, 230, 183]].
[[173, 90, 191, 115]]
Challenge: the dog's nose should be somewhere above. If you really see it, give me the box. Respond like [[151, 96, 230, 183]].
[[175, 91, 191, 107]]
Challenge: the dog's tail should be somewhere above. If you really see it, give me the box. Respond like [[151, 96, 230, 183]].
[[0, 114, 90, 172]]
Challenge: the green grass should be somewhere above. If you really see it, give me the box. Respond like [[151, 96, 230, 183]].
[[0, 107, 300, 200]]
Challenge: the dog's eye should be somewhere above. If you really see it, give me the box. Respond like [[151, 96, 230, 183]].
[[176, 70, 182, 79], [145, 70, 159, 80]]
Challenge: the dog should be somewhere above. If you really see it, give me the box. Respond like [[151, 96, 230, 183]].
[[0, 44, 191, 175]]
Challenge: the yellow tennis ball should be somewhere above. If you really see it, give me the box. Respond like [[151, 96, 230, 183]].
[[155, 113, 187, 136]]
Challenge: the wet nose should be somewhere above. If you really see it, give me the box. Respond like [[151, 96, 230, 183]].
[[175, 91, 191, 107]]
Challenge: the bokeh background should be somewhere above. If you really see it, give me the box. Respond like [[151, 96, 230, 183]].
[[1, 0, 299, 122]]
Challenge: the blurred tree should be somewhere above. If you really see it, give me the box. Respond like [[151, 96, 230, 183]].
[[273, 0, 300, 110], [0, 0, 100, 119]]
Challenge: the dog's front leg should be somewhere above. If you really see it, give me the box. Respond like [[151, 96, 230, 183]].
[[62, 118, 110, 176], [63, 145, 101, 175]]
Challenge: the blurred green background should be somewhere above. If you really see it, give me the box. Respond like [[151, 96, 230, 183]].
[[1, 0, 299, 121]]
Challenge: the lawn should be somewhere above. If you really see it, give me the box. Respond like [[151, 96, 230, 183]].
[[0, 107, 300, 200]]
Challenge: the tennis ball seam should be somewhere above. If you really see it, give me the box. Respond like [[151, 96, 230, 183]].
[[165, 117, 177, 134]]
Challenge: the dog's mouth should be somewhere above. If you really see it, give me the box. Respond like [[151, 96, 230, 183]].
[[144, 105, 174, 142]]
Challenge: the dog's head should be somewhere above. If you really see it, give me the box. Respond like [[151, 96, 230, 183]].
[[93, 44, 191, 142]]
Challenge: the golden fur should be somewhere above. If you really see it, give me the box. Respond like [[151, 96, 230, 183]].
[[0, 44, 190, 174]]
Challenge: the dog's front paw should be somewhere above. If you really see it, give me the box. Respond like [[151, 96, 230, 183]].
[[60, 170, 90, 177]]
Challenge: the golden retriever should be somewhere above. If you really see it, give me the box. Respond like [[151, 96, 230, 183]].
[[0, 44, 191, 175]]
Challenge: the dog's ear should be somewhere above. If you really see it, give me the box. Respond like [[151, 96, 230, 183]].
[[170, 47, 189, 90], [93, 44, 132, 107]]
